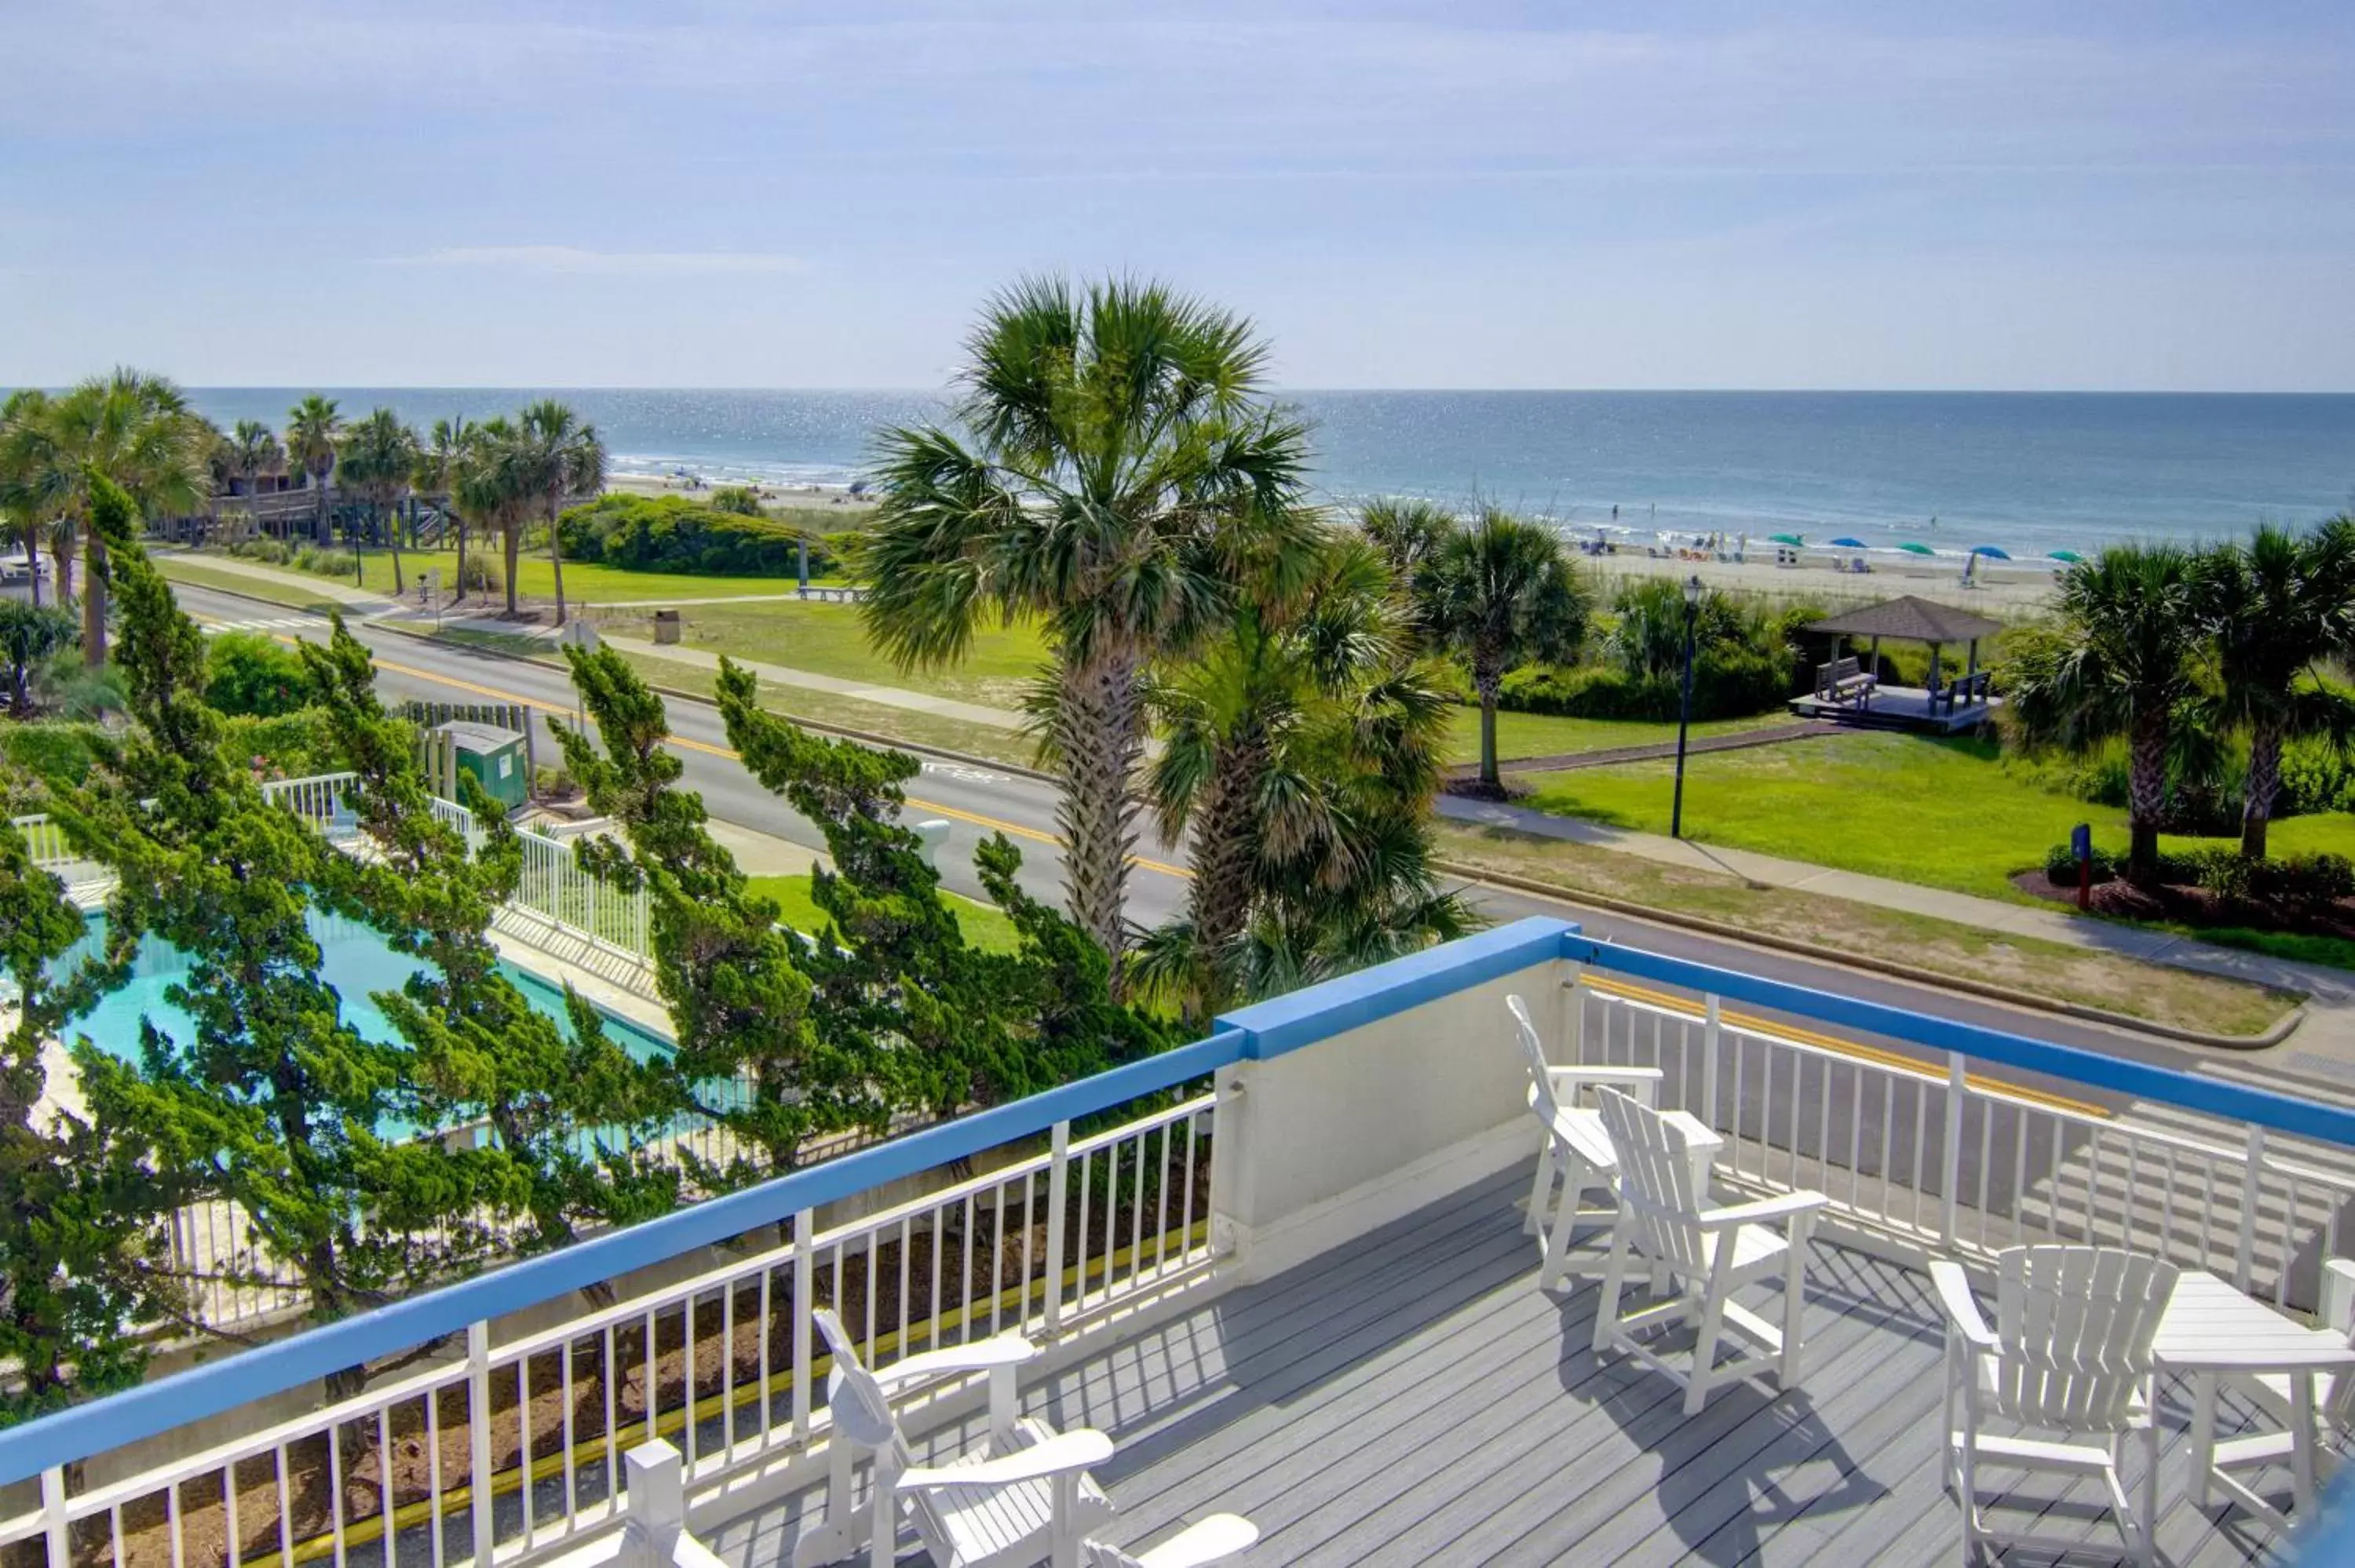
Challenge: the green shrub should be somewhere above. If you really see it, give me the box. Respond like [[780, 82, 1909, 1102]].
[[0, 721, 107, 789], [708, 485, 764, 516], [221, 709, 345, 779], [2043, 841, 2120, 886], [205, 631, 316, 717], [557, 494, 838, 578], [226, 538, 294, 566], [457, 553, 502, 593]]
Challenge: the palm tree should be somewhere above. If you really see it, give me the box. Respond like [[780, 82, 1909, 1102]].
[[284, 395, 342, 544], [1415, 508, 1591, 793], [1144, 530, 1468, 1016], [0, 600, 78, 717], [2007, 545, 2207, 886], [0, 369, 210, 665], [2201, 520, 2355, 859], [861, 276, 1316, 987], [224, 419, 286, 540], [457, 417, 531, 616], [412, 417, 474, 603], [1359, 498, 1455, 588], [338, 410, 421, 593], [514, 400, 605, 626], [0, 392, 43, 607]]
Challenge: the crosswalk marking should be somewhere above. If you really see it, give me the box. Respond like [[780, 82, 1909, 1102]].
[[197, 614, 319, 635]]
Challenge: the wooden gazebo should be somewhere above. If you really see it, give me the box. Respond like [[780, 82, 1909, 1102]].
[[1794, 595, 2007, 732]]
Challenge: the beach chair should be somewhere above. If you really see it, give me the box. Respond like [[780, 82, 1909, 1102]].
[[1505, 994, 1662, 1289], [1086, 1515, 1259, 1568], [1933, 1246, 2176, 1568], [1591, 1088, 1827, 1413], [791, 1309, 1113, 1568]]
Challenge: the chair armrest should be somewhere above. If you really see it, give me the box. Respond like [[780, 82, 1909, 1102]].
[[898, 1429, 1113, 1490], [2321, 1258, 2355, 1336], [871, 1333, 1039, 1387], [1930, 1260, 1997, 1350], [1133, 1515, 1261, 1568], [1694, 1190, 1827, 1231], [1548, 1066, 1663, 1087]]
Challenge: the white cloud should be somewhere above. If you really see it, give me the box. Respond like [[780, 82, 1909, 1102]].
[[378, 246, 805, 276]]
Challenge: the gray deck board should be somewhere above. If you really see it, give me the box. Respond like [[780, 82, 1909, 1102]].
[[707, 1164, 2292, 1566]]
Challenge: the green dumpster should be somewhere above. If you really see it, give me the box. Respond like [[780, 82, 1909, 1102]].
[[439, 720, 529, 812]]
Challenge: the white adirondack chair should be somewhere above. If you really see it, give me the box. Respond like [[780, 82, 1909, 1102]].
[[1932, 1246, 2178, 1568], [793, 1308, 1114, 1568], [1085, 1513, 1259, 1568], [1505, 994, 1663, 1288], [1590, 1087, 1827, 1415], [2194, 1256, 2355, 1525]]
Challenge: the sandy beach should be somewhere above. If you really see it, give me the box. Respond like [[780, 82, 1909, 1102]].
[[1579, 549, 2059, 617], [605, 471, 877, 516]]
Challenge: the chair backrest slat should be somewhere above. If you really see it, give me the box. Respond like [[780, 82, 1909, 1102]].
[[813, 1307, 912, 1464], [1598, 1088, 1707, 1275], [1508, 994, 1561, 1118], [1989, 1246, 2176, 1431]]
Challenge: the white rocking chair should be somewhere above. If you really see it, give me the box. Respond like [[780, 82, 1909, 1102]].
[[1085, 1513, 1259, 1568], [1933, 1246, 2178, 1568], [1590, 1087, 1827, 1414], [793, 1308, 1115, 1568], [2193, 1256, 2355, 1530], [1505, 993, 1663, 1288]]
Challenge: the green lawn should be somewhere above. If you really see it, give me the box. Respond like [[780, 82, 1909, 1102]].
[[155, 557, 356, 613], [1444, 706, 1792, 768], [1513, 731, 2355, 903], [597, 599, 1051, 712], [743, 873, 1022, 954], [206, 545, 841, 605]]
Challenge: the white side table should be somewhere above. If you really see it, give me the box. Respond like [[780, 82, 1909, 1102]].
[[2156, 1270, 2355, 1532]]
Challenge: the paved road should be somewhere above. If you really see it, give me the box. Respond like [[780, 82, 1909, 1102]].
[[168, 580, 2324, 1110]]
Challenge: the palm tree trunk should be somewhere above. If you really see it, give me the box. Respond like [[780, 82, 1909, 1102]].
[[1184, 731, 1267, 1018], [503, 520, 521, 616], [82, 531, 107, 669], [455, 517, 469, 606], [1475, 659, 1503, 791], [387, 498, 405, 598], [316, 476, 328, 545], [2127, 713, 2168, 886], [547, 497, 568, 626], [2242, 716, 2285, 861], [23, 533, 40, 609], [1054, 650, 1145, 994]]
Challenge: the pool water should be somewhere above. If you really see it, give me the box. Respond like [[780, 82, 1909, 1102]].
[[55, 912, 677, 1142]]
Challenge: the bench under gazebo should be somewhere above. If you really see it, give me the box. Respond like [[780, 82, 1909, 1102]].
[[1789, 594, 2005, 734]]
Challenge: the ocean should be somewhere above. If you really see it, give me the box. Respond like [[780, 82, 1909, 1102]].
[[177, 388, 2355, 563]]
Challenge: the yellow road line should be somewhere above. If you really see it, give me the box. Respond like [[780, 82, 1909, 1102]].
[[261, 632, 1196, 880], [1583, 974, 2111, 1119]]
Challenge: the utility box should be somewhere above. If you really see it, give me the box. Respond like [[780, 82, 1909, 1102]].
[[652, 609, 682, 645], [438, 720, 529, 812]]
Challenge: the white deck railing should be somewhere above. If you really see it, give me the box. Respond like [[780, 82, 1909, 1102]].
[[1571, 972, 2355, 1313], [0, 1088, 1215, 1568]]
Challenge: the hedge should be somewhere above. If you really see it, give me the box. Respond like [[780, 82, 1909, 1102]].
[[2042, 841, 2355, 908], [1498, 645, 1795, 724], [557, 495, 844, 578]]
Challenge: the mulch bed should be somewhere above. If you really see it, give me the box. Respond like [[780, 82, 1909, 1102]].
[[2010, 870, 2355, 946], [16, 1153, 1210, 1568]]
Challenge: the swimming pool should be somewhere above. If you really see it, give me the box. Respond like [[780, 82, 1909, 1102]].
[[54, 911, 678, 1141]]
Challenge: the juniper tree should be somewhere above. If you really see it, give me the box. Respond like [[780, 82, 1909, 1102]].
[[301, 622, 682, 1267], [0, 818, 178, 1419], [550, 644, 885, 1186], [714, 657, 1170, 1118], [56, 480, 509, 1391]]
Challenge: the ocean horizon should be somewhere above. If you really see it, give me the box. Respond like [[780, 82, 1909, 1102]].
[[164, 387, 2355, 562]]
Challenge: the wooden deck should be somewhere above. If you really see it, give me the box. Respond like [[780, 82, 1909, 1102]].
[[1787, 684, 2001, 735], [706, 1168, 2303, 1566]]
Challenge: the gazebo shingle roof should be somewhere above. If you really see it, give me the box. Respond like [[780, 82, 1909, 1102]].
[[1805, 594, 2004, 644]]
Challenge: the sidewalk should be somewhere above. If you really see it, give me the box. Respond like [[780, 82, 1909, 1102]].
[[1437, 793, 2355, 1016]]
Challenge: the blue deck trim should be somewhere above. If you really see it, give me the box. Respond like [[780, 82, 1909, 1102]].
[[1570, 934, 2355, 1150], [0, 1027, 1245, 1486], [1216, 917, 1578, 1057]]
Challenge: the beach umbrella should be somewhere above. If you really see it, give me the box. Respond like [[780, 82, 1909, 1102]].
[[1827, 537, 1868, 549], [1897, 542, 1935, 556], [1767, 532, 1805, 546], [1970, 545, 2011, 560], [2047, 549, 2084, 563]]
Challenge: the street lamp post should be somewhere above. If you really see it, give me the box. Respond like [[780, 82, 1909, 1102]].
[[1670, 573, 1702, 839]]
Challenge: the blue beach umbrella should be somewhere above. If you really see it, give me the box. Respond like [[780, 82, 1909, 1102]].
[[1827, 537, 1868, 549], [1970, 545, 2011, 560]]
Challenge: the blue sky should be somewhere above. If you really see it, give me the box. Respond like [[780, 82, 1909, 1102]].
[[3, 2, 2351, 390]]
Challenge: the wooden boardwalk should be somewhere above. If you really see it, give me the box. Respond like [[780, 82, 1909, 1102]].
[[707, 1168, 2304, 1566]]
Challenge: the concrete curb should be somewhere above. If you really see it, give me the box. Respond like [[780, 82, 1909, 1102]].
[[170, 573, 2308, 1050], [1433, 857, 2308, 1050]]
